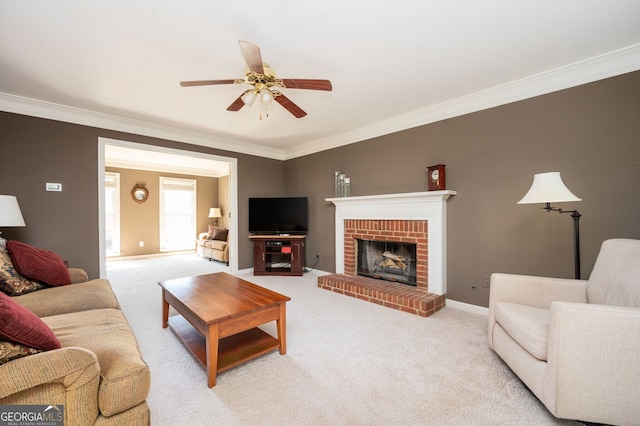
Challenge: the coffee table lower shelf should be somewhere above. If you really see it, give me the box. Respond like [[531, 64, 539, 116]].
[[168, 315, 280, 374]]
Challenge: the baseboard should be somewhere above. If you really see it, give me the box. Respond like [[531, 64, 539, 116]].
[[107, 250, 195, 261], [237, 267, 254, 275], [446, 299, 489, 316]]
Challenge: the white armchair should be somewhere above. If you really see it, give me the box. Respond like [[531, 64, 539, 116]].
[[488, 239, 640, 425]]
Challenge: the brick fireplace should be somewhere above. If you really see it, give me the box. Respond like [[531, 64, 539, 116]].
[[319, 191, 456, 317], [345, 219, 427, 289]]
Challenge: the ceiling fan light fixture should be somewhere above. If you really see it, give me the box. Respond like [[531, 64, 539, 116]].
[[240, 90, 257, 107], [259, 89, 272, 104], [180, 41, 331, 119]]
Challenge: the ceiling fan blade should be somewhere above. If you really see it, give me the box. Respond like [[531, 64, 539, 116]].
[[238, 40, 264, 75], [280, 79, 332, 91], [180, 79, 237, 87], [226, 95, 245, 111], [274, 93, 307, 118]]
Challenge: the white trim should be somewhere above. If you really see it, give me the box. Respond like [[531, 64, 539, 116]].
[[98, 138, 239, 278], [104, 171, 121, 256], [327, 191, 456, 295], [445, 300, 489, 316], [106, 250, 197, 261], [237, 267, 254, 276], [284, 43, 640, 159], [0, 93, 285, 161], [2, 44, 639, 161]]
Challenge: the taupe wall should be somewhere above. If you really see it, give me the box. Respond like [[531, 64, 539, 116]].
[[0, 114, 283, 278], [285, 71, 640, 306], [1, 70, 638, 307], [106, 167, 219, 256]]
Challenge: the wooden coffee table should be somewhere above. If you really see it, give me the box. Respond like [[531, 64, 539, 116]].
[[158, 272, 290, 387]]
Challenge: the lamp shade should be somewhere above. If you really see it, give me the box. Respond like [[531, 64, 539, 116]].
[[518, 172, 581, 204], [0, 195, 26, 227], [241, 90, 257, 107], [259, 89, 272, 104], [208, 208, 222, 218]]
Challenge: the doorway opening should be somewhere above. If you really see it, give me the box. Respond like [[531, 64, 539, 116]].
[[98, 137, 238, 277]]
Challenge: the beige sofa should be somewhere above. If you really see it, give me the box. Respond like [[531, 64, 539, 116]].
[[196, 229, 229, 264], [488, 239, 640, 425], [1, 267, 150, 424]]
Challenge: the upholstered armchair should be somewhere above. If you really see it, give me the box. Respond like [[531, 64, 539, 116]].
[[488, 239, 640, 425]]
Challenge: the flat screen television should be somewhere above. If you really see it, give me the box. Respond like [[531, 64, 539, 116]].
[[249, 197, 308, 235]]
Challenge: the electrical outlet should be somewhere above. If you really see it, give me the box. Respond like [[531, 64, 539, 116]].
[[482, 276, 490, 288], [139, 241, 144, 248]]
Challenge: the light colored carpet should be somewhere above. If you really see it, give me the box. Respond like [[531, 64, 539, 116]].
[[106, 254, 578, 425]]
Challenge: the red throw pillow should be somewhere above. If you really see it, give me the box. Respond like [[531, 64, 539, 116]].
[[0, 292, 61, 351], [6, 241, 71, 286]]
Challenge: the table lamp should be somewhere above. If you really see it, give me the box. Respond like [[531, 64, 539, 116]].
[[208, 207, 222, 226], [0, 195, 26, 249]]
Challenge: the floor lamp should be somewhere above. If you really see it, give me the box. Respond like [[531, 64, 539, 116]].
[[518, 172, 583, 279]]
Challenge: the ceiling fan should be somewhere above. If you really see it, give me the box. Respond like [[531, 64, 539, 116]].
[[180, 40, 332, 119]]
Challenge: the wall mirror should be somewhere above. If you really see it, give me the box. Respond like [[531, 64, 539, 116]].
[[131, 183, 149, 204]]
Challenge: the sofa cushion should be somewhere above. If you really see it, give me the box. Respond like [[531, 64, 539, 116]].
[[12, 279, 120, 318], [0, 248, 46, 296], [0, 340, 43, 365], [587, 239, 640, 308], [203, 240, 227, 251], [6, 240, 71, 287], [494, 302, 549, 361], [43, 308, 150, 417], [0, 291, 61, 351]]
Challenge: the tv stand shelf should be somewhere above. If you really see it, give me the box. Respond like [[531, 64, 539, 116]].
[[250, 235, 305, 276]]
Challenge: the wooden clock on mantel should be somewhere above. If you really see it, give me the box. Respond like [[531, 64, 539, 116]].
[[427, 164, 446, 191]]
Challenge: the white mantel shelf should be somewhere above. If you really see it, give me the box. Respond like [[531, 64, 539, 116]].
[[326, 190, 456, 206], [326, 190, 457, 295]]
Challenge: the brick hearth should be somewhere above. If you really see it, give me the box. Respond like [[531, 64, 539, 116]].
[[318, 274, 446, 317], [318, 218, 446, 317]]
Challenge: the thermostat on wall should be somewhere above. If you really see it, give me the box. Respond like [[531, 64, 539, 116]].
[[46, 182, 62, 192]]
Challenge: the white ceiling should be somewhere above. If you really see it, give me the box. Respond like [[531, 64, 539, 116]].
[[1, 1, 640, 161]]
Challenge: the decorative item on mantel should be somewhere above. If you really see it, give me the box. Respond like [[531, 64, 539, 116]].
[[333, 171, 351, 197], [427, 164, 446, 191]]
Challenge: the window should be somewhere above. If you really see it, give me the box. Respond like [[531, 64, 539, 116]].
[[159, 177, 197, 251], [105, 172, 121, 256]]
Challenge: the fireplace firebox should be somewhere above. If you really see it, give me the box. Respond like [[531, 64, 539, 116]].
[[357, 239, 417, 286]]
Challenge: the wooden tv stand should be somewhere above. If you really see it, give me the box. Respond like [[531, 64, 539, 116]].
[[250, 235, 305, 276]]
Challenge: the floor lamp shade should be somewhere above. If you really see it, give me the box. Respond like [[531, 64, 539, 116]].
[[518, 172, 581, 204]]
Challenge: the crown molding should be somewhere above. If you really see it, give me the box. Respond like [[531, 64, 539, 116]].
[[284, 43, 640, 160], [2, 43, 639, 162], [0, 93, 286, 161]]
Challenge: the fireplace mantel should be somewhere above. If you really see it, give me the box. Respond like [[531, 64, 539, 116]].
[[326, 191, 456, 295]]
